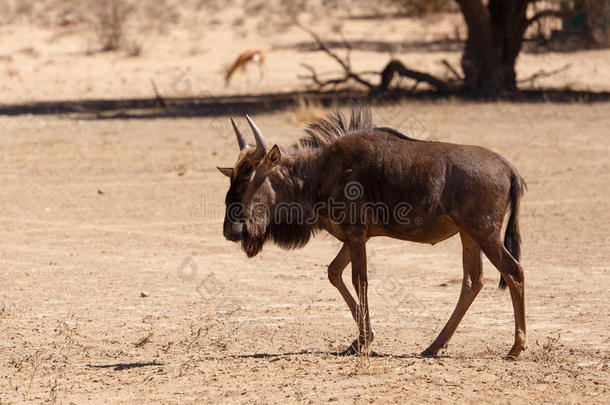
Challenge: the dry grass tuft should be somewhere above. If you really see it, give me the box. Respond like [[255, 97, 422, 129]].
[[25, 349, 44, 397], [285, 96, 326, 126], [135, 331, 155, 348], [90, 0, 134, 52], [531, 333, 565, 363], [125, 40, 142, 57]]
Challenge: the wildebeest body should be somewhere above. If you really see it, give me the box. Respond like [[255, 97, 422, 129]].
[[217, 106, 527, 358]]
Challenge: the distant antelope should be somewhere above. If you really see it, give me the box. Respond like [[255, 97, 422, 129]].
[[217, 106, 527, 358], [224, 49, 264, 86]]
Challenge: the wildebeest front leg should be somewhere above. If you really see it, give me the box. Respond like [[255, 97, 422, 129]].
[[327, 243, 359, 323], [341, 236, 374, 355]]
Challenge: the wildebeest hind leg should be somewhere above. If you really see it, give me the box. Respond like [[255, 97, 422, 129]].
[[479, 235, 527, 359], [422, 232, 483, 357]]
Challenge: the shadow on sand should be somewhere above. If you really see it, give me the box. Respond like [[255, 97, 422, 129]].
[[230, 349, 490, 361], [1, 88, 609, 121], [87, 362, 163, 371]]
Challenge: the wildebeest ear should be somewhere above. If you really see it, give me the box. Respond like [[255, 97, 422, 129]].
[[217, 166, 233, 177], [264, 145, 281, 166]]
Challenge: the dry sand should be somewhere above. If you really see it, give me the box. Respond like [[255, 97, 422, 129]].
[[1, 101, 609, 403], [0, 5, 609, 404]]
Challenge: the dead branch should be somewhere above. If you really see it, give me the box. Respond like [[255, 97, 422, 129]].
[[525, 8, 581, 30], [298, 63, 354, 90], [379, 60, 451, 94], [441, 59, 463, 81], [135, 331, 155, 348], [150, 79, 166, 108], [518, 63, 571, 86], [298, 25, 452, 94], [298, 25, 375, 90], [299, 25, 349, 71]]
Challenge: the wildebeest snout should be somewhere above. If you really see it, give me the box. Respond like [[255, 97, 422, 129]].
[[223, 221, 243, 242]]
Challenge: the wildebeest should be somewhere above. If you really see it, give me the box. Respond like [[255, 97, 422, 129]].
[[217, 106, 527, 358]]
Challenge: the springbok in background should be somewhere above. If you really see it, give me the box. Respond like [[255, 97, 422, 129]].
[[224, 49, 264, 86], [217, 106, 527, 358]]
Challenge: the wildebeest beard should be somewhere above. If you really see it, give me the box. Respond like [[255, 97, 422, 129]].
[[240, 182, 319, 257], [240, 197, 270, 257], [241, 226, 267, 257], [241, 218, 318, 257]]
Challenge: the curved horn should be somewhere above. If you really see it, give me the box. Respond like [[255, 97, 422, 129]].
[[231, 118, 249, 151], [245, 114, 267, 158]]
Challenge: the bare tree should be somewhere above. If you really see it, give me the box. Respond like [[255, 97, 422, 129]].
[[303, 1, 584, 96], [455, 0, 584, 95], [583, 0, 610, 45]]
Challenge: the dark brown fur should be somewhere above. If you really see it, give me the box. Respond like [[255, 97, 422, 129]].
[[219, 106, 527, 358]]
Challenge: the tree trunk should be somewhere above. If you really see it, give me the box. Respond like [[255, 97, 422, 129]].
[[456, 0, 531, 96]]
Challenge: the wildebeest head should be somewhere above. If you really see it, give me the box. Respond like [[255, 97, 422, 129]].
[[217, 116, 281, 255]]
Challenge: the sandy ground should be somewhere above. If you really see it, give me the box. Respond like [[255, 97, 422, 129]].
[[0, 101, 609, 403], [1, 4, 610, 404]]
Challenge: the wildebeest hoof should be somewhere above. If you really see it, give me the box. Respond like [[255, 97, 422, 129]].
[[338, 341, 360, 356], [506, 343, 524, 359], [338, 334, 373, 356], [420, 348, 439, 358], [504, 354, 518, 361]]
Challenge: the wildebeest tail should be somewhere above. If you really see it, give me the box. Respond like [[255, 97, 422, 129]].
[[499, 173, 526, 289]]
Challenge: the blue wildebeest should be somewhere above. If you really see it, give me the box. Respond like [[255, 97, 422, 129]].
[[217, 106, 526, 358]]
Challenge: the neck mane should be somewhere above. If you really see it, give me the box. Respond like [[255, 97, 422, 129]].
[[245, 104, 388, 251], [263, 150, 323, 249], [285, 104, 374, 154]]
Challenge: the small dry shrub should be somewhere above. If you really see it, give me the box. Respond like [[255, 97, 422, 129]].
[[0, 0, 32, 24], [90, 0, 134, 52], [14, 0, 34, 18], [125, 40, 142, 57], [531, 333, 566, 363]]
